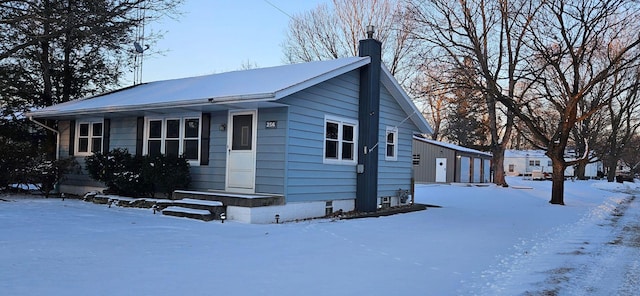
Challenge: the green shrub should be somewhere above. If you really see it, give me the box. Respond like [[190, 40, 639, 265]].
[[28, 157, 80, 198], [85, 149, 191, 198], [145, 155, 191, 198], [0, 138, 34, 190]]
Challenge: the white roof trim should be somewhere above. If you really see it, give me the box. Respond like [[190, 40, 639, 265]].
[[413, 136, 492, 157]]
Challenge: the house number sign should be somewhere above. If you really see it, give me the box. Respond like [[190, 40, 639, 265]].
[[265, 121, 277, 129]]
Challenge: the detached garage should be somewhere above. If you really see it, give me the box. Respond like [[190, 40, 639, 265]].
[[412, 136, 493, 184]]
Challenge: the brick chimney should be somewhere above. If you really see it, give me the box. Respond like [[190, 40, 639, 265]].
[[356, 25, 382, 212]]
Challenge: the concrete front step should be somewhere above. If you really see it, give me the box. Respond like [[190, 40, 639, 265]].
[[161, 206, 215, 221], [173, 190, 284, 207], [85, 193, 226, 222], [157, 199, 225, 221]]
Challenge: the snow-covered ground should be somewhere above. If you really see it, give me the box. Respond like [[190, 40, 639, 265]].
[[1, 177, 639, 296]]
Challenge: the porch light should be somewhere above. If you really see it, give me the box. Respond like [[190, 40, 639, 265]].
[[275, 214, 280, 224], [219, 124, 227, 131]]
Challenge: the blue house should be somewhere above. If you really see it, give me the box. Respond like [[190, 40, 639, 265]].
[[27, 36, 432, 223]]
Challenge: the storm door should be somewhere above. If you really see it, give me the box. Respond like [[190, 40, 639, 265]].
[[225, 110, 257, 193]]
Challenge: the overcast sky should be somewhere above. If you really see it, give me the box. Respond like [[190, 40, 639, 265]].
[[126, 0, 328, 85]]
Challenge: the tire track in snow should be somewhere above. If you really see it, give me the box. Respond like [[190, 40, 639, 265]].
[[563, 195, 640, 296], [464, 195, 636, 296]]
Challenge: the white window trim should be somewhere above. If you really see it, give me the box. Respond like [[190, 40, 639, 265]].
[[385, 126, 398, 161], [74, 119, 104, 156], [323, 115, 358, 165], [143, 114, 201, 166]]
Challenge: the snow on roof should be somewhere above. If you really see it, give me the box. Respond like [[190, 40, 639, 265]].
[[27, 57, 370, 118], [504, 149, 548, 158], [504, 149, 580, 159], [413, 136, 492, 157], [27, 56, 432, 134]]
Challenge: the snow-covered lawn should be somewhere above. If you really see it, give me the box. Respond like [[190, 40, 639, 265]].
[[1, 177, 639, 295]]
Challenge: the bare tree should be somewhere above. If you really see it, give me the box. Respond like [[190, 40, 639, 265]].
[[409, 62, 450, 141], [412, 0, 640, 204], [282, 0, 419, 84], [509, 0, 640, 204], [569, 81, 608, 180], [410, 0, 531, 186], [596, 64, 640, 182]]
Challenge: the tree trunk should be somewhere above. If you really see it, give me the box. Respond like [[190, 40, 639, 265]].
[[62, 0, 74, 103], [550, 159, 566, 205], [492, 145, 507, 186], [606, 158, 617, 182], [575, 159, 587, 180], [40, 0, 57, 159], [547, 145, 567, 205]]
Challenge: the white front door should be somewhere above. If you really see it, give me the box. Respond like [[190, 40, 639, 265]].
[[226, 110, 257, 193], [435, 157, 447, 183]]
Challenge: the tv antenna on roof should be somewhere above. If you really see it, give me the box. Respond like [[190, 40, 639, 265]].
[[133, 1, 149, 85]]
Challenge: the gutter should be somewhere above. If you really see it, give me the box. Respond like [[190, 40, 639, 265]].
[[29, 116, 60, 160]]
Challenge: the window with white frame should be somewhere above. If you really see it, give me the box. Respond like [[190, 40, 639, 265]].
[[324, 116, 357, 164], [145, 116, 200, 163], [529, 160, 540, 166], [385, 126, 398, 161], [76, 120, 103, 155]]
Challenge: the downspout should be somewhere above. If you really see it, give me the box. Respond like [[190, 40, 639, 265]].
[[29, 117, 60, 160]]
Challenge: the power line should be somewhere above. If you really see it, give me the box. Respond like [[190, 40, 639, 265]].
[[263, 0, 293, 19]]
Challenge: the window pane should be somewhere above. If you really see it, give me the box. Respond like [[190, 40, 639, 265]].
[[79, 123, 89, 137], [325, 140, 338, 159], [149, 121, 162, 138], [185, 119, 199, 138], [387, 144, 394, 157], [232, 114, 252, 150], [387, 132, 394, 144], [184, 140, 198, 160], [78, 138, 88, 152], [166, 120, 180, 138], [343, 125, 353, 141], [342, 142, 353, 160], [92, 123, 103, 137], [165, 140, 179, 158], [148, 140, 161, 157], [92, 138, 102, 153], [326, 122, 338, 139]]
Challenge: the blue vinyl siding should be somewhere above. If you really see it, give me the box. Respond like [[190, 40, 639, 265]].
[[255, 107, 287, 194], [377, 85, 419, 197], [190, 111, 226, 191], [279, 70, 360, 202], [109, 117, 136, 152]]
